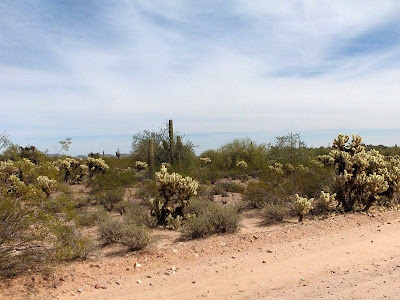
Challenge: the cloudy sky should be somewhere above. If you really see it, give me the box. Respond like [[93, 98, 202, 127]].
[[1, 1, 400, 155]]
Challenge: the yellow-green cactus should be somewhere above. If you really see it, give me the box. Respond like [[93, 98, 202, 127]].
[[155, 165, 198, 225], [318, 134, 400, 211], [293, 194, 313, 222], [200, 157, 212, 165], [135, 161, 148, 171], [319, 191, 336, 213]]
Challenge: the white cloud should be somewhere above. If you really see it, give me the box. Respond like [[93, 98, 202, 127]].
[[1, 1, 400, 154]]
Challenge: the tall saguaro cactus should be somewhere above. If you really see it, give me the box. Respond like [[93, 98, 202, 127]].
[[148, 138, 155, 177], [168, 119, 174, 163]]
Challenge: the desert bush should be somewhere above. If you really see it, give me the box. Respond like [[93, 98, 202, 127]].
[[87, 168, 137, 192], [118, 201, 156, 228], [77, 208, 107, 227], [44, 194, 78, 220], [184, 198, 240, 238], [98, 216, 151, 250], [318, 134, 400, 211], [293, 194, 314, 222], [98, 217, 124, 244], [95, 188, 124, 211], [53, 226, 93, 260], [264, 202, 288, 224], [119, 224, 151, 251], [216, 181, 246, 193], [244, 180, 285, 208]]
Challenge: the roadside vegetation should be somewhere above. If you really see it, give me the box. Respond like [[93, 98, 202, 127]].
[[1, 123, 400, 278]]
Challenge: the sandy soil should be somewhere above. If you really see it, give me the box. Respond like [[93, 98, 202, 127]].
[[1, 209, 400, 300]]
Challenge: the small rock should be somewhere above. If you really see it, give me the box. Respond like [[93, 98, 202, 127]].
[[252, 235, 259, 240], [220, 242, 226, 247], [134, 263, 141, 268], [53, 283, 59, 289], [95, 284, 101, 289], [137, 280, 142, 284], [164, 272, 171, 276], [192, 281, 196, 284], [262, 260, 266, 263], [77, 288, 83, 293], [267, 250, 273, 253], [147, 275, 153, 278], [172, 249, 178, 253]]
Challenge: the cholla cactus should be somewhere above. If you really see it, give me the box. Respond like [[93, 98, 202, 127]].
[[318, 134, 400, 211], [0, 160, 57, 198], [293, 194, 313, 222], [36, 175, 57, 196], [236, 160, 248, 169], [135, 161, 148, 171], [319, 191, 336, 213], [86, 157, 109, 177], [155, 165, 198, 225], [200, 157, 212, 165]]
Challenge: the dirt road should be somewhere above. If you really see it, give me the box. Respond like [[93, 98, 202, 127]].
[[2, 210, 400, 299]]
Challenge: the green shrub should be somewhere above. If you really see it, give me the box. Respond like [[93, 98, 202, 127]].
[[244, 180, 284, 208], [98, 217, 151, 250], [77, 208, 107, 227], [118, 201, 156, 228], [44, 194, 78, 220], [53, 226, 93, 260], [98, 217, 124, 245], [184, 198, 240, 239], [87, 168, 137, 192], [119, 224, 151, 251], [96, 188, 124, 211], [217, 181, 246, 193], [264, 202, 288, 224]]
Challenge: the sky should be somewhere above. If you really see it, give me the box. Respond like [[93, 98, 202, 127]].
[[1, 1, 400, 155]]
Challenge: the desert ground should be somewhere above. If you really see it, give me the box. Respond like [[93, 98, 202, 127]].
[[1, 207, 399, 300]]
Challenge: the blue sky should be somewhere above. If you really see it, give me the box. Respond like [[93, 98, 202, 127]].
[[1, 1, 400, 155]]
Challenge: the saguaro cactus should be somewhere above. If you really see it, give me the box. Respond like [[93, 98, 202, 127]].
[[168, 119, 174, 163], [148, 138, 155, 176]]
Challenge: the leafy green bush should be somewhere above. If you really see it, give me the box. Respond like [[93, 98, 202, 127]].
[[264, 202, 288, 224], [119, 224, 151, 251], [98, 217, 124, 245], [53, 226, 94, 260], [87, 168, 137, 192], [216, 181, 246, 193], [95, 188, 124, 211], [184, 198, 240, 239], [117, 201, 156, 228], [77, 208, 107, 227], [98, 216, 151, 250]]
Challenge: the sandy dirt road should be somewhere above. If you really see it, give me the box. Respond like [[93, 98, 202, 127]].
[[2, 210, 400, 300]]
